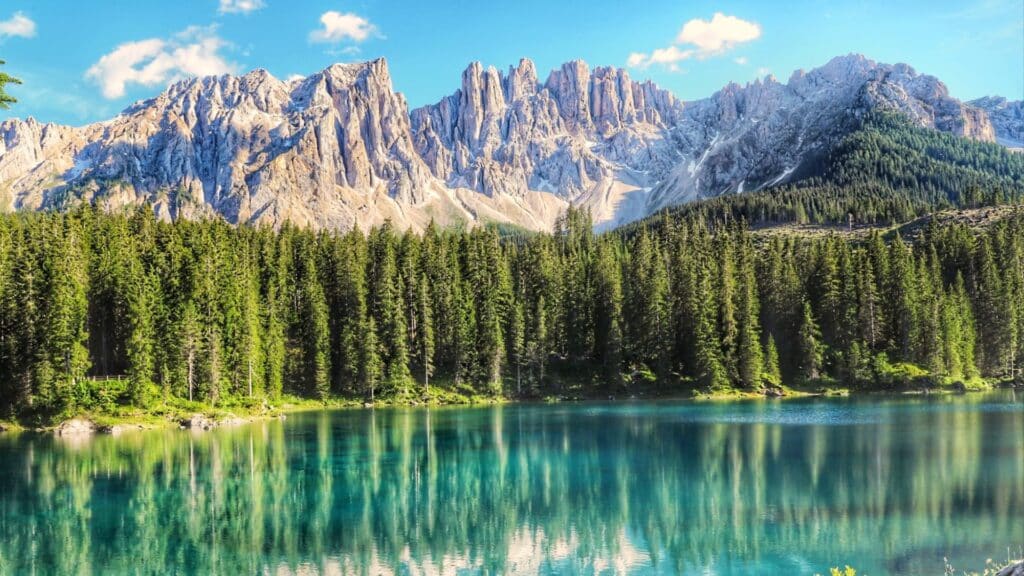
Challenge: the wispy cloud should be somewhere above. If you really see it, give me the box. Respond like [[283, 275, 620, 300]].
[[85, 26, 238, 99], [734, 56, 749, 65], [0, 12, 36, 39], [309, 11, 377, 44], [218, 0, 265, 15], [627, 13, 761, 71]]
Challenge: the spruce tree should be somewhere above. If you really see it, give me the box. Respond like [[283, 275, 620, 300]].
[[509, 298, 526, 396], [124, 252, 156, 406], [39, 219, 91, 411], [361, 316, 382, 403], [416, 276, 435, 396], [797, 301, 824, 381], [300, 253, 331, 400], [0, 60, 20, 110], [764, 336, 782, 387], [735, 235, 764, 389], [593, 241, 623, 386]]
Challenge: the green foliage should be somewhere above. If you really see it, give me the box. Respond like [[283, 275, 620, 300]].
[[2, 195, 1023, 417], [0, 60, 20, 110]]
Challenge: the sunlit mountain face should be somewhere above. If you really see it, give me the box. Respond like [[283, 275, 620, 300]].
[[0, 55, 1019, 233]]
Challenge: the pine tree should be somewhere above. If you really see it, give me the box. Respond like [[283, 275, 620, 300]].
[[361, 316, 382, 403], [124, 252, 156, 406], [368, 225, 412, 396], [797, 301, 824, 381], [764, 336, 782, 387], [529, 294, 548, 392], [887, 236, 918, 362], [693, 261, 729, 390], [716, 234, 739, 383], [593, 241, 623, 386], [0, 60, 20, 110], [179, 301, 201, 403], [735, 234, 764, 389], [38, 218, 91, 411], [974, 236, 1015, 376], [416, 276, 435, 396], [300, 252, 331, 400], [509, 298, 526, 396]]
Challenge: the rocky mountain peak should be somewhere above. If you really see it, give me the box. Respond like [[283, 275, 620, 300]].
[[970, 95, 1024, 148], [505, 58, 539, 101], [0, 54, 1015, 233]]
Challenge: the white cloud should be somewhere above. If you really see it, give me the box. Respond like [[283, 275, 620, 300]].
[[627, 13, 760, 71], [0, 12, 36, 39], [309, 11, 376, 43], [734, 56, 749, 65], [85, 26, 237, 99], [219, 0, 265, 14], [675, 13, 761, 57]]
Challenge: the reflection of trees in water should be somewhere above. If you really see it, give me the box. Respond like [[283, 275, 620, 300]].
[[0, 397, 1021, 575]]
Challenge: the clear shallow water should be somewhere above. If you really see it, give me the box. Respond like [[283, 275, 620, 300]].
[[0, 393, 1021, 575]]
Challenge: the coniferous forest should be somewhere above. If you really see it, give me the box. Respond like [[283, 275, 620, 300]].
[[2, 197, 1023, 420], [1, 112, 1023, 421]]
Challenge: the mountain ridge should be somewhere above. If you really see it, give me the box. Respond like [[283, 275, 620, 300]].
[[0, 54, 1018, 232]]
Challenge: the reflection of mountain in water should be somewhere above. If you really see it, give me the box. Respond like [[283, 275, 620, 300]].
[[0, 394, 1021, 575]]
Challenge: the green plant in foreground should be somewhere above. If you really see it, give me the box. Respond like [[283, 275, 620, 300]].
[[817, 556, 1023, 576], [816, 567, 856, 576]]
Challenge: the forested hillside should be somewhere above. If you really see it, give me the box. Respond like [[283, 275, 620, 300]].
[[635, 112, 1024, 231], [2, 200, 1022, 420]]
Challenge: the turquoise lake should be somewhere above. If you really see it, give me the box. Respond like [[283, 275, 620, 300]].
[[0, 393, 1022, 575]]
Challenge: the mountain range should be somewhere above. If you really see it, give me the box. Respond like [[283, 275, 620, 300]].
[[0, 54, 1020, 232]]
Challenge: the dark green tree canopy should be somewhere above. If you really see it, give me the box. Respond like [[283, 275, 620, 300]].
[[0, 60, 21, 110]]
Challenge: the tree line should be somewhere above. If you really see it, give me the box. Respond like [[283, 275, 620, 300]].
[[628, 111, 1024, 232], [1, 202, 1022, 418]]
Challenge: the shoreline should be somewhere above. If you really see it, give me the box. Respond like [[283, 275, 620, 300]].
[[2, 381, 1017, 438]]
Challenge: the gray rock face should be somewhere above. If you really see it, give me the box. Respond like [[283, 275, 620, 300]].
[[1, 60, 460, 231], [0, 54, 1010, 232], [971, 96, 1024, 148], [410, 58, 681, 206], [645, 55, 998, 214]]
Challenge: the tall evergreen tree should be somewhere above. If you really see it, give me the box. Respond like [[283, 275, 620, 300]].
[[416, 276, 435, 395], [0, 60, 20, 110], [797, 301, 824, 381]]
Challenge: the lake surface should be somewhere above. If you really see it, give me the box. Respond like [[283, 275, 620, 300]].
[[0, 393, 1022, 575]]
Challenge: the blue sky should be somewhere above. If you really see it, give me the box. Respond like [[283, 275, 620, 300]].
[[0, 0, 1021, 126]]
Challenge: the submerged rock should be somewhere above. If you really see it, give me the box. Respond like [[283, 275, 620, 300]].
[[54, 418, 96, 436], [98, 423, 145, 436], [997, 561, 1024, 576], [218, 415, 249, 427], [180, 414, 215, 431]]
